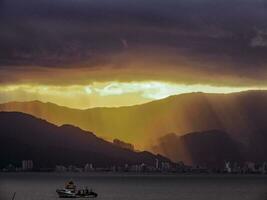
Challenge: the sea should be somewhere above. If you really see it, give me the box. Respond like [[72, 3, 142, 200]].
[[0, 173, 267, 200]]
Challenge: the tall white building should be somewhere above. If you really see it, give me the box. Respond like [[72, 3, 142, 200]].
[[225, 162, 231, 173]]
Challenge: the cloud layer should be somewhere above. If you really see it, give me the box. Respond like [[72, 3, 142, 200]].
[[1, 0, 267, 87], [0, 81, 263, 109]]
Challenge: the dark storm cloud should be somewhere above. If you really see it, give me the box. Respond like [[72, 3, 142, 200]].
[[1, 0, 267, 85]]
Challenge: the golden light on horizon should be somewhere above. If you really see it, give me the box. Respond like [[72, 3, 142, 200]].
[[0, 81, 265, 109]]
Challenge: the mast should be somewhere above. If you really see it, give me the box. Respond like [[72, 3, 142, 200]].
[[11, 192, 16, 200]]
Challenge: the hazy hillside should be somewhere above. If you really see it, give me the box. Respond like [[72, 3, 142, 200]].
[[154, 128, 267, 166], [1, 90, 267, 160], [153, 130, 243, 167], [0, 112, 170, 168]]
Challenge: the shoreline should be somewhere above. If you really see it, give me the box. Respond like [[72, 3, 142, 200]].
[[1, 171, 267, 177]]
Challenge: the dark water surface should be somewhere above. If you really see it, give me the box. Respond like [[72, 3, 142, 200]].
[[0, 173, 267, 200]]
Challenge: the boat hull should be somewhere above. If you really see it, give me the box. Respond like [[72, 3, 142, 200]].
[[56, 189, 76, 198], [75, 194, 98, 198], [56, 189, 98, 198]]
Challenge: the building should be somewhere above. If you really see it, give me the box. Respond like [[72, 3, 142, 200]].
[[245, 162, 256, 173], [55, 165, 67, 172], [155, 159, 159, 170], [22, 160, 34, 171], [262, 162, 267, 174], [161, 162, 170, 171], [225, 162, 232, 173], [84, 163, 94, 172]]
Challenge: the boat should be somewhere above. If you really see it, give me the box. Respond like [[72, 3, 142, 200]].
[[56, 181, 98, 198], [56, 188, 76, 198]]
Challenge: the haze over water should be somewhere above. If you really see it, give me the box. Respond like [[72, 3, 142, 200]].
[[1, 173, 267, 200]]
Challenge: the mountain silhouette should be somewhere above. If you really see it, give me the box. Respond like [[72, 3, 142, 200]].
[[153, 130, 244, 167], [1, 90, 267, 162], [0, 112, 170, 169]]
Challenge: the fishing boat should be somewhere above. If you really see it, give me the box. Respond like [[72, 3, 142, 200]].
[[56, 181, 98, 198]]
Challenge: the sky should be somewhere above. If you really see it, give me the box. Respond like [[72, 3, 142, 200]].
[[1, 0, 267, 108]]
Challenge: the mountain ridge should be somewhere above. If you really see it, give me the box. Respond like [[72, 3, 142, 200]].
[[0, 111, 170, 168], [2, 90, 267, 161], [153, 130, 244, 166], [2, 90, 264, 110]]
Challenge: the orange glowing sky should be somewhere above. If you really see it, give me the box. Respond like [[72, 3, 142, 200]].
[[0, 81, 266, 109], [1, 60, 267, 109], [1, 0, 267, 109]]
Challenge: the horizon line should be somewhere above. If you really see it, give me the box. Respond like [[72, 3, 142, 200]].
[[1, 89, 267, 110]]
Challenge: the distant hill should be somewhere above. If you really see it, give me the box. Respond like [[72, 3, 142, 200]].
[[0, 112, 170, 168], [153, 129, 267, 167], [153, 130, 243, 167], [1, 90, 267, 161]]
